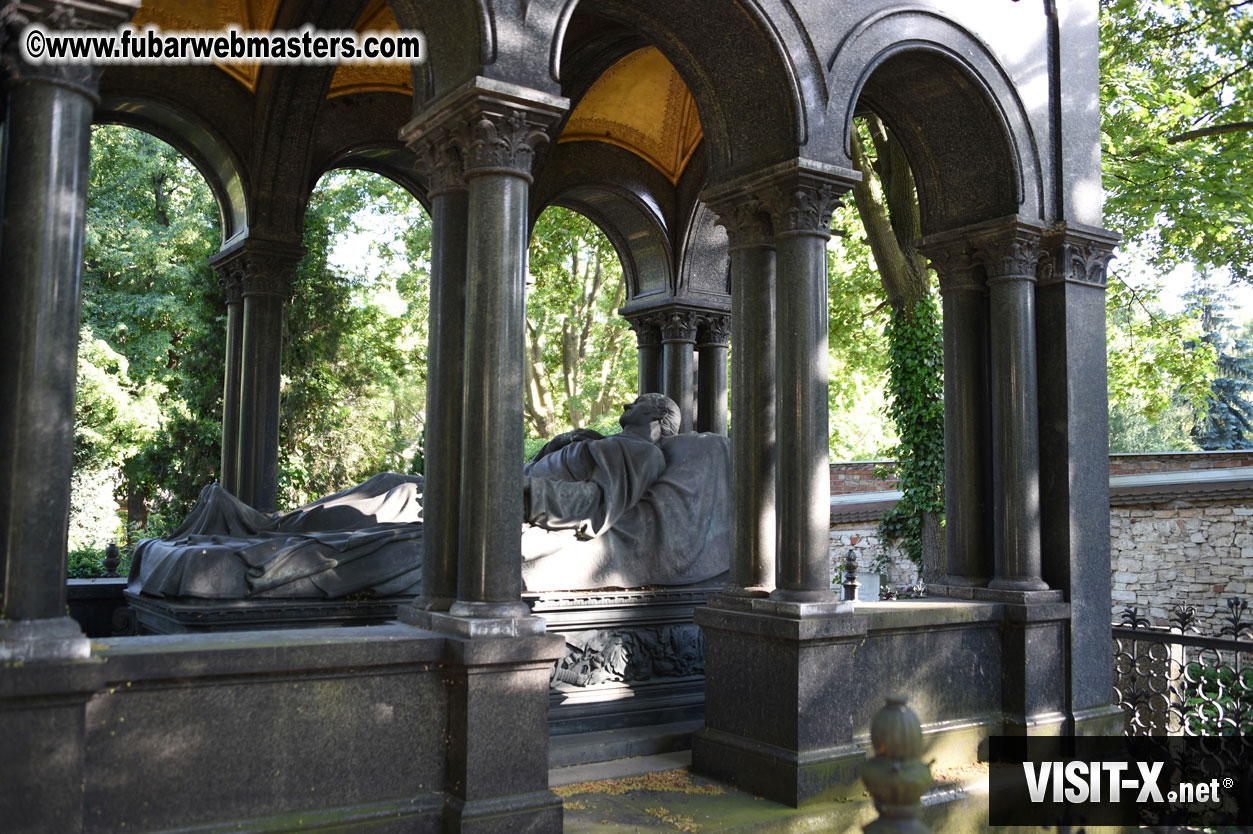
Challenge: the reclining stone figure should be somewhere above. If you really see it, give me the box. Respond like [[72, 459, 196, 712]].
[[128, 393, 730, 599]]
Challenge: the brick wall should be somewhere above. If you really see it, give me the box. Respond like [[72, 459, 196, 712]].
[[828, 461, 900, 494], [1108, 451, 1253, 476]]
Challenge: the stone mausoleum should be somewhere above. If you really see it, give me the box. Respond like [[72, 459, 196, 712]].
[[1, 0, 1118, 830]]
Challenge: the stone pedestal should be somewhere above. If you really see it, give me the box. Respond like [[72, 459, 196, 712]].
[[998, 600, 1070, 736], [693, 599, 865, 805]]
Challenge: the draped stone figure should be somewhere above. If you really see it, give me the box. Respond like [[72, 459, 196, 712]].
[[521, 393, 731, 591], [127, 394, 730, 599]]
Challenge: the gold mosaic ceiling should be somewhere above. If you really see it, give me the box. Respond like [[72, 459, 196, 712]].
[[133, 0, 408, 96], [133, 3, 703, 182], [560, 47, 704, 185]]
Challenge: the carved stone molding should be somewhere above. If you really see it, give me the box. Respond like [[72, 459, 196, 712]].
[[1038, 227, 1119, 289], [626, 312, 663, 348], [2, 0, 138, 94], [216, 266, 243, 306], [550, 624, 705, 688], [970, 229, 1044, 284], [710, 198, 773, 251], [760, 181, 842, 237], [661, 310, 700, 343], [411, 130, 465, 197], [458, 109, 553, 178], [398, 79, 568, 184], [209, 239, 305, 302], [698, 313, 731, 347], [919, 243, 982, 294]]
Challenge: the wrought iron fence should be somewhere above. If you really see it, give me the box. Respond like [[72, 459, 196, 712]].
[[1113, 598, 1253, 736]]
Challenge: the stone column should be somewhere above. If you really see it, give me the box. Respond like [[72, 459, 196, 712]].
[[626, 313, 663, 395], [1038, 225, 1123, 734], [0, 0, 133, 662], [212, 258, 245, 496], [972, 226, 1048, 592], [696, 313, 730, 435], [711, 199, 776, 594], [222, 240, 303, 514], [661, 310, 698, 433], [401, 86, 565, 627], [919, 242, 992, 587], [763, 177, 847, 602], [403, 130, 468, 611]]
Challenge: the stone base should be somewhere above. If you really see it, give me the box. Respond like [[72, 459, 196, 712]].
[[123, 591, 415, 634], [692, 726, 866, 806], [0, 616, 89, 662], [1071, 702, 1126, 736], [928, 584, 1064, 604], [695, 598, 1023, 807], [402, 606, 547, 637], [530, 585, 719, 740]]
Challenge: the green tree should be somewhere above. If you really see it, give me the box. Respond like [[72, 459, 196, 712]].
[[1101, 0, 1253, 282], [525, 207, 635, 439], [1185, 278, 1253, 448], [845, 116, 945, 570], [77, 124, 223, 553], [279, 170, 431, 507]]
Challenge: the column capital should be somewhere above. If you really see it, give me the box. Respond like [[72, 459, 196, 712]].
[[2, 0, 138, 94], [709, 197, 773, 251], [625, 311, 663, 348], [918, 242, 982, 294], [703, 159, 858, 240], [697, 313, 731, 348], [410, 130, 466, 197], [209, 238, 305, 300], [399, 77, 568, 183], [1039, 225, 1120, 289], [661, 309, 700, 344]]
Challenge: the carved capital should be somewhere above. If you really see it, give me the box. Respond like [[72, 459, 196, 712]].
[[920, 243, 982, 294], [2, 0, 138, 94], [216, 264, 244, 306], [457, 109, 554, 178], [412, 131, 465, 196], [626, 313, 663, 348], [1039, 228, 1118, 289], [209, 239, 304, 302], [661, 310, 699, 343], [760, 182, 841, 237], [711, 198, 773, 251], [970, 230, 1043, 284], [697, 313, 731, 347]]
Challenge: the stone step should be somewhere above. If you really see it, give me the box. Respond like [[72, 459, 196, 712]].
[[549, 719, 702, 769]]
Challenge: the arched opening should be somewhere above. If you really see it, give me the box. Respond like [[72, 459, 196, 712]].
[[281, 168, 432, 508], [71, 124, 223, 576], [525, 205, 635, 447]]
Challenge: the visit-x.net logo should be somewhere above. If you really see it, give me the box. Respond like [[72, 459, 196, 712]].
[[988, 736, 1252, 827]]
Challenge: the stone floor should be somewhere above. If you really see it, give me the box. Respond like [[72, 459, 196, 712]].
[[550, 751, 991, 833]]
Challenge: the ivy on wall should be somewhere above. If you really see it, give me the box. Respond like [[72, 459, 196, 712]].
[[877, 294, 944, 570]]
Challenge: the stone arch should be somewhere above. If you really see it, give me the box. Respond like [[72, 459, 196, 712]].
[[532, 141, 674, 304], [827, 7, 1045, 234], [95, 95, 249, 246], [552, 0, 826, 182]]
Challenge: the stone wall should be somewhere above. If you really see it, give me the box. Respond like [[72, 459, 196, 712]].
[[829, 455, 1253, 624], [1110, 499, 1252, 634]]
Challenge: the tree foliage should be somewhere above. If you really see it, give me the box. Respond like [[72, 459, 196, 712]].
[[524, 207, 635, 438], [1185, 278, 1253, 448], [1101, 0, 1253, 282], [280, 170, 430, 507], [77, 124, 223, 552], [845, 115, 945, 570]]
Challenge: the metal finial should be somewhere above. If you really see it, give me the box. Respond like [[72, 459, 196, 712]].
[[843, 550, 861, 602]]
